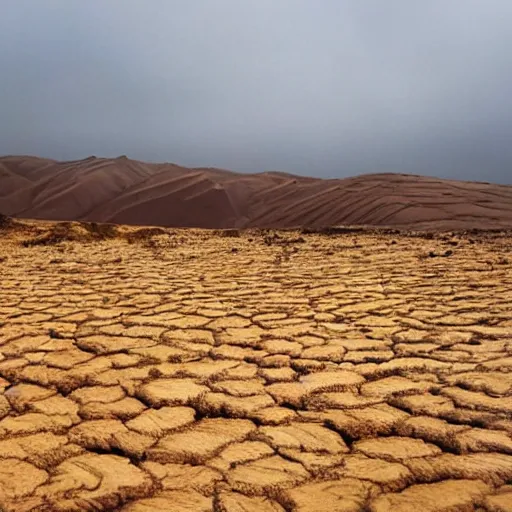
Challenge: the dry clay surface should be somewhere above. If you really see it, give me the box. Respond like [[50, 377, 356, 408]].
[[1, 223, 512, 511]]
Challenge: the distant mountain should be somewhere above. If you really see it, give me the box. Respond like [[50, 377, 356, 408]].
[[1, 155, 512, 230]]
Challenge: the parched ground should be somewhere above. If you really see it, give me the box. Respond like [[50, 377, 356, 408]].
[[1, 222, 512, 511]]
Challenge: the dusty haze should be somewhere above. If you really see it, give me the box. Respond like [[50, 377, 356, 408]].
[[1, 0, 512, 182]]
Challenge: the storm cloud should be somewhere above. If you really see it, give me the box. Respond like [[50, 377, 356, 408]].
[[1, 0, 512, 182]]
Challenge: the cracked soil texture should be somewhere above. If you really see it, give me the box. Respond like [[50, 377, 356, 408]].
[[1, 220, 512, 511]]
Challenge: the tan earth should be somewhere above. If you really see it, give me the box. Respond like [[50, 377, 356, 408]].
[[0, 219, 512, 511]]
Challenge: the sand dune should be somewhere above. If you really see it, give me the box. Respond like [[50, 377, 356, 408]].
[[1, 155, 512, 230]]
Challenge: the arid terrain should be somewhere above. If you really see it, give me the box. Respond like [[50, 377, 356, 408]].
[[0, 218, 511, 511], [2, 155, 512, 230]]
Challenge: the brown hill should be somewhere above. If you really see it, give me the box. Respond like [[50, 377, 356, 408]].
[[1, 155, 512, 230]]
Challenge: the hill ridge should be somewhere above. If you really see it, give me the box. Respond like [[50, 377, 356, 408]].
[[1, 155, 512, 230]]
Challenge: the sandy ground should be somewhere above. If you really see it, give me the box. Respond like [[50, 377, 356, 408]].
[[1, 221, 512, 511], [2, 155, 512, 230]]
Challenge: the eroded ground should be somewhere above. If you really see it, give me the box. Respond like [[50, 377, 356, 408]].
[[1, 222, 512, 511]]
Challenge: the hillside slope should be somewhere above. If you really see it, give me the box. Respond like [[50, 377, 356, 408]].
[[1, 155, 512, 230]]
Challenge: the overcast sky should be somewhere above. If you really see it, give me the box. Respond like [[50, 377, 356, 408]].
[[1, 1, 512, 183]]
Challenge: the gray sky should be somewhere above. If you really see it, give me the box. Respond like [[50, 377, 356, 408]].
[[1, 0, 512, 183]]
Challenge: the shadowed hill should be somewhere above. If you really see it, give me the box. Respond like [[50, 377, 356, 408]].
[[1, 155, 512, 230]]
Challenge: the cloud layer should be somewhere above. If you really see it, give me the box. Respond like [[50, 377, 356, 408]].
[[1, 0, 512, 182]]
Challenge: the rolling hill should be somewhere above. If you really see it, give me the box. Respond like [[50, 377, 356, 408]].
[[1, 155, 512, 230]]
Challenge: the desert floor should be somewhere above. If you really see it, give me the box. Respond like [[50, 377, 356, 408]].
[[1, 222, 512, 512]]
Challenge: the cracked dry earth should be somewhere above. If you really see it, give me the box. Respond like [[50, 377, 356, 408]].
[[1, 226, 512, 512]]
